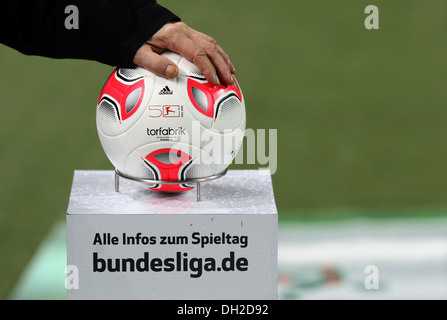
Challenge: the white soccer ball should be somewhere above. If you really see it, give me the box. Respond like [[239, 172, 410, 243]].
[[96, 51, 245, 192]]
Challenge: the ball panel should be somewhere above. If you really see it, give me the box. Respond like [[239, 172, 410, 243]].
[[96, 69, 155, 137], [212, 94, 245, 133], [97, 96, 120, 136], [125, 87, 142, 114]]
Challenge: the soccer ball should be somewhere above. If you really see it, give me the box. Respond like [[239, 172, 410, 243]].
[[96, 51, 245, 192]]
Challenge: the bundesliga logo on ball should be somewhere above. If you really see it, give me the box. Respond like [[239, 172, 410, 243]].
[[96, 51, 246, 192]]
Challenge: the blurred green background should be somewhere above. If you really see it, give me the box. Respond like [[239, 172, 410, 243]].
[[1, 0, 447, 299]]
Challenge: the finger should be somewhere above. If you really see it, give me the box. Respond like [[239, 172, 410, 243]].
[[187, 30, 234, 85], [207, 44, 234, 85], [190, 29, 233, 69], [133, 44, 178, 79], [216, 44, 236, 74], [207, 47, 234, 85], [168, 35, 220, 86]]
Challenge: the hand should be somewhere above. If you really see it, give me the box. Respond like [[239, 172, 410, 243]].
[[133, 22, 236, 86]]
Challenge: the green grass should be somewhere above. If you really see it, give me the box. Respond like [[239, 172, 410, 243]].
[[1, 0, 447, 298], [170, 0, 447, 209]]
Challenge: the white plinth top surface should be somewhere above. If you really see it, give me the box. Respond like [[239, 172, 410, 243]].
[[67, 169, 277, 215]]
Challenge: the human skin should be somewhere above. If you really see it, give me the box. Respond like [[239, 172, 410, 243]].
[[133, 21, 236, 86]]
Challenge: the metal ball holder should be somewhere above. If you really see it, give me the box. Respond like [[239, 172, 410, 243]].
[[114, 169, 228, 202]]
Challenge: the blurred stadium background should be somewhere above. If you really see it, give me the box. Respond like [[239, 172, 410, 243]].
[[1, 0, 447, 299]]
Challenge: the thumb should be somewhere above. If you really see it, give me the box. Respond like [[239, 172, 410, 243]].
[[133, 44, 179, 79]]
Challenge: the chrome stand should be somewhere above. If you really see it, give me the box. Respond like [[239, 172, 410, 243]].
[[114, 169, 227, 202]]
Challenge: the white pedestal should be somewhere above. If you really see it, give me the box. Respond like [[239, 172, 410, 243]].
[[66, 169, 278, 299]]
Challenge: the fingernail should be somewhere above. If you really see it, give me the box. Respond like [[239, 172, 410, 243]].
[[214, 75, 220, 86], [165, 65, 178, 78], [228, 72, 234, 84]]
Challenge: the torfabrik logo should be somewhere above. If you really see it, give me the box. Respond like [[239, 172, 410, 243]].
[[147, 127, 186, 136]]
